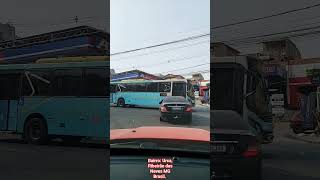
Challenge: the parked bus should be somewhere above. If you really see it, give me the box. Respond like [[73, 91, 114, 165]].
[[110, 79, 195, 108], [212, 56, 274, 143], [0, 56, 109, 144]]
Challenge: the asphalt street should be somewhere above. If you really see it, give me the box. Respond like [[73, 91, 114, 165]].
[[1, 115, 319, 180], [110, 105, 210, 131], [262, 122, 320, 180], [0, 136, 109, 180]]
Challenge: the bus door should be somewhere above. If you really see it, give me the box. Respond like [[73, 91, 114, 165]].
[[0, 100, 9, 130], [84, 68, 108, 139], [0, 73, 21, 131], [172, 82, 186, 97], [110, 84, 116, 104], [51, 69, 88, 136]]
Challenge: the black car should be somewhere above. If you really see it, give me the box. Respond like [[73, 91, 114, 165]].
[[211, 110, 262, 180], [159, 96, 192, 124]]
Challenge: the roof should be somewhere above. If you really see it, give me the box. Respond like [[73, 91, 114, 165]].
[[0, 26, 109, 63], [110, 126, 210, 142], [110, 79, 187, 84], [0, 59, 108, 70]]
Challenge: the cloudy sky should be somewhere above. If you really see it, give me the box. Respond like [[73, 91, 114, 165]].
[[111, 0, 210, 79], [0, 0, 109, 36], [211, 0, 320, 59]]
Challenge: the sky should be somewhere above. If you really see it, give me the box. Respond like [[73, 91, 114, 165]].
[[211, 0, 320, 59], [110, 0, 210, 79], [0, 0, 109, 36]]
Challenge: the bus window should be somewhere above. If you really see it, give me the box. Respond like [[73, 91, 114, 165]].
[[172, 82, 186, 97], [146, 82, 159, 92], [22, 74, 33, 97], [110, 84, 117, 93], [26, 70, 51, 96], [135, 83, 147, 92], [120, 84, 135, 92], [0, 73, 21, 100], [159, 82, 171, 92], [84, 68, 108, 96], [52, 69, 82, 96]]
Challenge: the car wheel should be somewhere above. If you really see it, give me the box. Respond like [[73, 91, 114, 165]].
[[24, 117, 48, 145], [117, 98, 125, 107]]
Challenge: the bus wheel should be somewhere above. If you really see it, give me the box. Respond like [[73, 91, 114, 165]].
[[24, 117, 48, 145], [117, 98, 126, 107]]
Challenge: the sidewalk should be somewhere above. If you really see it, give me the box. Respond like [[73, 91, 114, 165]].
[[274, 120, 320, 144], [287, 131, 320, 144]]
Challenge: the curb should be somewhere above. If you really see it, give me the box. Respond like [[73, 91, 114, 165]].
[[286, 133, 320, 144]]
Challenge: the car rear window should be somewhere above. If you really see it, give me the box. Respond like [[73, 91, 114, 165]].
[[211, 110, 250, 130], [163, 96, 188, 103]]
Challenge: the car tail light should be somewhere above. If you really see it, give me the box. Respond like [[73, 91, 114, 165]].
[[185, 105, 192, 112], [242, 141, 259, 157], [160, 105, 168, 112]]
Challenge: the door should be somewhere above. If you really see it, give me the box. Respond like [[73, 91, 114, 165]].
[[0, 100, 9, 130], [83, 68, 108, 139], [0, 73, 21, 131], [52, 69, 88, 136]]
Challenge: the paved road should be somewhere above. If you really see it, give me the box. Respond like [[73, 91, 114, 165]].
[[110, 105, 210, 131], [262, 122, 320, 180], [0, 136, 109, 180]]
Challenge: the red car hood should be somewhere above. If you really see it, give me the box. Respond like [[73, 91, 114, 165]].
[[111, 126, 210, 142]]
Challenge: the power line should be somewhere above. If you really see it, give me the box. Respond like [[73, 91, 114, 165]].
[[116, 54, 209, 71], [111, 33, 209, 56], [212, 2, 320, 29], [225, 28, 320, 47], [159, 63, 210, 74], [111, 40, 209, 62], [213, 16, 320, 41], [215, 24, 320, 45]]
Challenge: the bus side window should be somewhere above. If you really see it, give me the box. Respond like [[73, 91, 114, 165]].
[[159, 82, 171, 92], [110, 85, 116, 93], [83, 68, 108, 96], [136, 83, 147, 92], [29, 70, 51, 96], [52, 69, 82, 96], [146, 82, 158, 92], [22, 74, 33, 97], [0, 73, 21, 100]]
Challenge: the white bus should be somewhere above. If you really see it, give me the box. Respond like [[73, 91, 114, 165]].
[[212, 56, 274, 143]]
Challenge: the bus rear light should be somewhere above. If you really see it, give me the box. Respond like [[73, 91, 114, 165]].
[[160, 106, 168, 112]]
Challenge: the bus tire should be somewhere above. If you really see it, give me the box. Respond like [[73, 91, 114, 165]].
[[24, 117, 48, 145], [117, 98, 126, 107]]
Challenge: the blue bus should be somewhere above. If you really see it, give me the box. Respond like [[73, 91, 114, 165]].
[[110, 79, 195, 108], [0, 57, 109, 144]]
